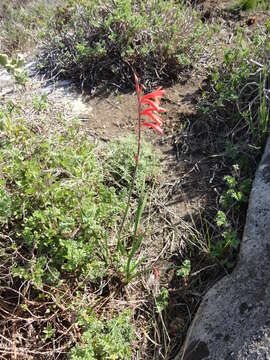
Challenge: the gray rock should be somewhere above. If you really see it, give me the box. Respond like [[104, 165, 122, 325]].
[[0, 70, 15, 96], [176, 137, 270, 360], [26, 59, 93, 119], [1, 56, 93, 119]]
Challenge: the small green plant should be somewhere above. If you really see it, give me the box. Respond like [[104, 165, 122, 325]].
[[176, 259, 191, 279], [43, 323, 53, 341], [156, 287, 169, 313], [0, 53, 27, 85], [71, 311, 133, 360], [32, 93, 49, 112], [220, 170, 252, 210], [211, 168, 252, 261], [214, 210, 239, 257]]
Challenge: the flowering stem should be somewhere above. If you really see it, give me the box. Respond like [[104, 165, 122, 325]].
[[118, 92, 141, 240], [118, 73, 165, 250]]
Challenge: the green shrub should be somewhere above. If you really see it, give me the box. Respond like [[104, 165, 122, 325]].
[[211, 26, 270, 147], [39, 0, 207, 90], [0, 105, 158, 287], [71, 311, 133, 360], [1, 119, 120, 285]]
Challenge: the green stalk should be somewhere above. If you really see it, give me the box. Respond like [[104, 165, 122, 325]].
[[117, 87, 142, 244]]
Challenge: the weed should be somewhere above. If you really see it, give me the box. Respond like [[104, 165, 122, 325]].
[[43, 323, 54, 341], [214, 210, 239, 260], [211, 168, 252, 262]]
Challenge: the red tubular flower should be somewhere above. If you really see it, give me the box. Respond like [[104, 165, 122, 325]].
[[134, 73, 166, 134], [154, 267, 159, 281]]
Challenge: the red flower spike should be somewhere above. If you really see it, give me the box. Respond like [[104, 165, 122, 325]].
[[141, 98, 166, 113], [142, 121, 163, 134], [134, 72, 166, 136], [141, 87, 165, 101], [141, 109, 163, 126]]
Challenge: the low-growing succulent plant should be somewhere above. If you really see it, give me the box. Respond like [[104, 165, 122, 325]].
[[0, 53, 26, 85]]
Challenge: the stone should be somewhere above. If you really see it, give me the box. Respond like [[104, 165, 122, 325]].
[[0, 69, 15, 96], [176, 136, 270, 360]]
